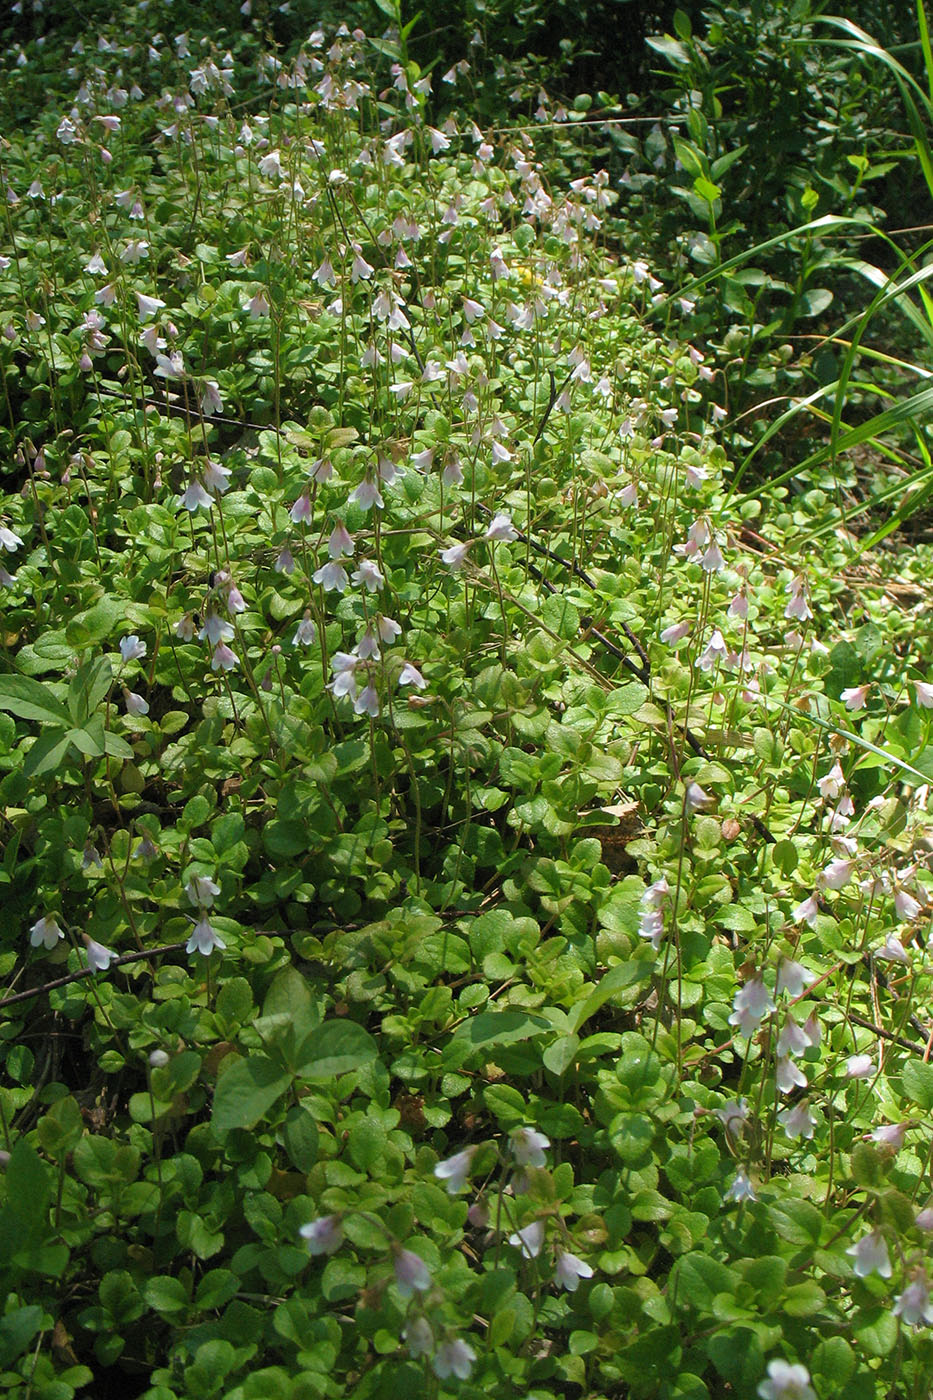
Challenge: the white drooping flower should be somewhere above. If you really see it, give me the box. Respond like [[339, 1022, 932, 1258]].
[[510, 1126, 549, 1167], [660, 620, 690, 646], [846, 1230, 892, 1279], [729, 977, 776, 1039], [792, 895, 820, 928], [818, 858, 854, 891], [185, 875, 220, 908], [403, 1316, 433, 1358], [293, 614, 317, 647], [776, 1016, 816, 1059], [714, 1099, 748, 1140], [697, 629, 728, 672], [186, 916, 226, 957], [433, 1147, 476, 1194], [119, 634, 147, 662], [351, 559, 384, 593], [784, 576, 811, 622], [484, 512, 518, 543], [508, 1220, 545, 1258], [757, 1359, 816, 1400], [432, 1338, 476, 1380], [875, 933, 910, 965], [441, 541, 471, 570], [840, 684, 869, 712], [894, 887, 923, 921], [29, 915, 64, 950], [554, 1251, 594, 1291], [300, 1215, 343, 1255], [817, 761, 846, 800], [775, 959, 815, 999], [845, 1053, 875, 1079], [398, 663, 426, 690], [685, 782, 711, 810], [638, 876, 669, 951], [778, 1102, 816, 1140], [393, 1247, 432, 1298], [872, 1122, 908, 1150], [776, 1056, 807, 1095], [725, 1169, 757, 1203], [893, 1271, 933, 1327], [136, 292, 166, 321]]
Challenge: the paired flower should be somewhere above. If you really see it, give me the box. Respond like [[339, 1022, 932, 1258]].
[[185, 874, 225, 956], [638, 876, 669, 951], [729, 977, 776, 1039]]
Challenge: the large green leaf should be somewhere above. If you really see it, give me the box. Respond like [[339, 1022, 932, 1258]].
[[210, 1055, 292, 1135], [0, 674, 69, 726], [569, 961, 653, 1034], [0, 1307, 44, 1370], [900, 1059, 933, 1110], [23, 729, 73, 779], [260, 967, 322, 1063], [449, 1009, 551, 1055], [295, 1019, 379, 1080], [67, 655, 113, 725], [0, 1141, 51, 1267], [103, 730, 134, 760], [65, 597, 126, 647], [672, 1253, 740, 1312], [67, 714, 106, 759]]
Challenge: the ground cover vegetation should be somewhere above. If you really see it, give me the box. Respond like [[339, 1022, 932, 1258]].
[[3, 0, 933, 1397]]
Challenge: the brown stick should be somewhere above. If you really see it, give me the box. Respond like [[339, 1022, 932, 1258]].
[[0, 942, 188, 1010]]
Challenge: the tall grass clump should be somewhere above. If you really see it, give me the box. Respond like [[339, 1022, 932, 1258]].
[[627, 2, 933, 557]]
